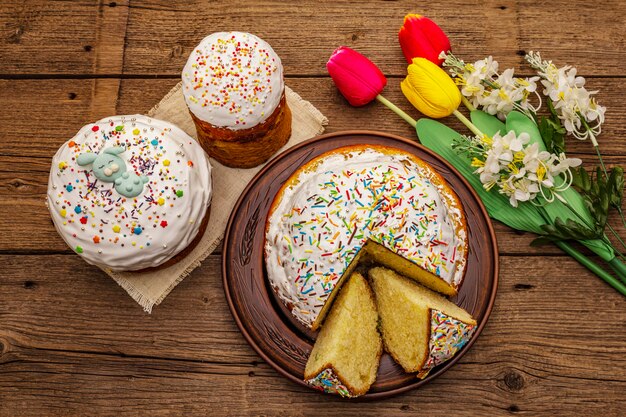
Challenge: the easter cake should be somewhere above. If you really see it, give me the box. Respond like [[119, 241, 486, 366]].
[[47, 115, 213, 272], [182, 32, 292, 168], [304, 272, 382, 397], [369, 267, 476, 379], [264, 145, 467, 330]]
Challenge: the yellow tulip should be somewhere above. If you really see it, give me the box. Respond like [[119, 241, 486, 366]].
[[401, 57, 461, 118]]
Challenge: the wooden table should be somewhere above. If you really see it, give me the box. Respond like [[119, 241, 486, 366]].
[[1, 1, 625, 415]]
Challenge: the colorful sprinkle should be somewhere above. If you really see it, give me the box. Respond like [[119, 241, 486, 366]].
[[175, 190, 183, 198], [417, 310, 476, 379], [75, 246, 83, 253], [306, 368, 353, 398], [74, 205, 82, 214], [266, 149, 466, 328], [112, 225, 121, 233], [133, 227, 142, 235], [163, 160, 170, 167]]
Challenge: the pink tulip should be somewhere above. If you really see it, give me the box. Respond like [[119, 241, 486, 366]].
[[326, 46, 387, 107], [399, 14, 450, 66]]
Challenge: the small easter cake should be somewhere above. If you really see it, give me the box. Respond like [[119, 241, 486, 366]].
[[265, 145, 467, 330], [47, 115, 213, 271], [182, 31, 292, 168]]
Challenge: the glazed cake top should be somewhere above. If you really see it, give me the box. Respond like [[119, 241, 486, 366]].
[[182, 32, 285, 130], [265, 145, 467, 328], [47, 115, 213, 271]]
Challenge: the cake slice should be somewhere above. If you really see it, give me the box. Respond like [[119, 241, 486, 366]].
[[304, 272, 382, 397], [369, 267, 476, 379]]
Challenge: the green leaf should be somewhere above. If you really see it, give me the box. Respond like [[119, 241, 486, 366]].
[[415, 118, 615, 261], [608, 166, 624, 209], [470, 110, 506, 137], [571, 167, 591, 192], [539, 217, 601, 241], [530, 236, 557, 246], [538, 116, 566, 154], [505, 111, 545, 151], [416, 118, 545, 234]]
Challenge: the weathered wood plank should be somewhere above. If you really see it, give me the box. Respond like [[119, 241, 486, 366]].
[[89, 0, 130, 120], [2, 1, 624, 77], [0, 0, 98, 75], [2, 77, 624, 159], [0, 255, 624, 416]]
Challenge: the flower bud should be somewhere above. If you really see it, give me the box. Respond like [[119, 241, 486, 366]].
[[327, 46, 387, 107], [399, 14, 451, 65], [401, 58, 461, 118]]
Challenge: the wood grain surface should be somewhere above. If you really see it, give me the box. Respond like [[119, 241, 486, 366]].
[[0, 1, 625, 416]]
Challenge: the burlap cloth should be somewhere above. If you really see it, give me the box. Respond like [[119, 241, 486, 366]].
[[104, 83, 328, 312]]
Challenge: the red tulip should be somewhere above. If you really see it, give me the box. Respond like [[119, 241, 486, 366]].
[[399, 14, 450, 66], [326, 46, 387, 107]]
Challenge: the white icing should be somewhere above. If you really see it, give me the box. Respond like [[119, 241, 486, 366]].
[[47, 115, 212, 271], [181, 32, 284, 130], [265, 147, 467, 328]]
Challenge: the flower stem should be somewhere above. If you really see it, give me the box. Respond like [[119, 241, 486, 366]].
[[608, 257, 626, 285], [617, 207, 626, 230], [376, 94, 417, 127], [460, 95, 476, 112], [559, 198, 626, 260], [606, 222, 626, 252], [594, 143, 609, 179], [452, 109, 484, 137], [555, 241, 626, 296]]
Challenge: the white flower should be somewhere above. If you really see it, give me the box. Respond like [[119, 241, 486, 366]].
[[442, 53, 541, 120], [467, 129, 580, 207], [526, 51, 605, 145], [473, 56, 499, 81], [551, 153, 582, 175]]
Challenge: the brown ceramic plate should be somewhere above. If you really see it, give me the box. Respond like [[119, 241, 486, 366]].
[[222, 131, 498, 399]]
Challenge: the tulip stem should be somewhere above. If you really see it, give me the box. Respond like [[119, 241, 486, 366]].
[[460, 96, 476, 112], [376, 94, 417, 127], [453, 109, 484, 138]]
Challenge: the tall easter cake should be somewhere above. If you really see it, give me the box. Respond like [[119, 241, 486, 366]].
[[264, 145, 467, 330], [182, 32, 292, 168], [47, 115, 213, 271]]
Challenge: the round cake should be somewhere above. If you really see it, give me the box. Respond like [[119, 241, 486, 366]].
[[47, 115, 213, 271], [264, 145, 467, 330], [182, 31, 292, 168]]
